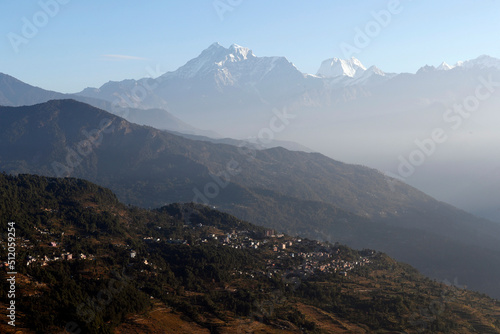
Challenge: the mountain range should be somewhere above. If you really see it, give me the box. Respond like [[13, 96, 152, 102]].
[[0, 71, 312, 152], [74, 43, 397, 133], [1, 99, 500, 300], [6, 42, 497, 224], [0, 72, 206, 135]]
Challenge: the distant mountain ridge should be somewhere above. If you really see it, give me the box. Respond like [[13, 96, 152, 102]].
[[0, 72, 314, 151], [77, 43, 500, 102], [74, 43, 500, 136], [79, 42, 305, 102], [0, 72, 217, 137], [168, 130, 315, 153], [422, 54, 500, 72], [0, 72, 65, 106], [73, 43, 396, 134]]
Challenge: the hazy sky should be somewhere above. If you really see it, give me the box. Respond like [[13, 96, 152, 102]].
[[1, 0, 500, 93]]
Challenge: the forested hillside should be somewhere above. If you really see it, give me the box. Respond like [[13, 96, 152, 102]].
[[1, 174, 499, 333]]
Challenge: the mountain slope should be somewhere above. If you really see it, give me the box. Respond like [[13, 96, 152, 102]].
[[0, 72, 216, 137], [1, 99, 500, 299], [76, 43, 317, 133], [0, 73, 66, 106], [1, 173, 500, 333], [168, 130, 315, 152]]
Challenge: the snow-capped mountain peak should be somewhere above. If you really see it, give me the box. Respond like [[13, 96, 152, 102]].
[[433, 55, 500, 72], [158, 42, 302, 90], [437, 61, 454, 71], [419, 55, 500, 73], [366, 65, 385, 76], [459, 55, 500, 70], [165, 43, 259, 79], [227, 44, 254, 60], [316, 57, 367, 78]]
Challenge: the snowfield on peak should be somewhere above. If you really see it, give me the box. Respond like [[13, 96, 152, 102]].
[[434, 55, 500, 72], [316, 57, 367, 78]]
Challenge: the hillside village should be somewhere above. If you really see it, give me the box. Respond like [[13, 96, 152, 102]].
[[2, 175, 500, 333], [2, 208, 374, 285]]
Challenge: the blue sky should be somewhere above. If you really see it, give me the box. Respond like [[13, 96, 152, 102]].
[[1, 0, 500, 93]]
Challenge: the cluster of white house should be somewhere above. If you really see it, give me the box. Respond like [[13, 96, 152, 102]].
[[25, 251, 92, 267]]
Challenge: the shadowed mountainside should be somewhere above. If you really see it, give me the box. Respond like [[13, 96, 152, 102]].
[[1, 99, 500, 299]]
